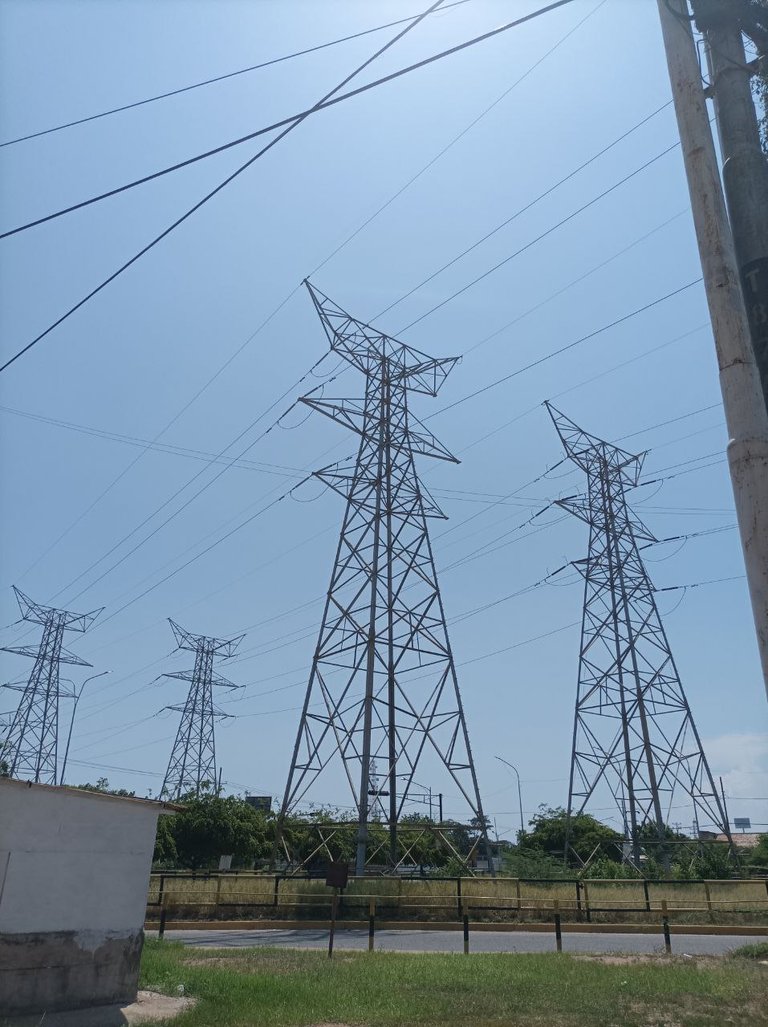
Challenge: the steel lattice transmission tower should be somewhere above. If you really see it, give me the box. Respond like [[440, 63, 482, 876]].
[[547, 404, 734, 864], [278, 282, 491, 876], [160, 619, 243, 800], [0, 586, 101, 784]]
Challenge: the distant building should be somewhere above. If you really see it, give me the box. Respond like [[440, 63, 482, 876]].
[[698, 829, 764, 848], [0, 778, 177, 1017], [245, 795, 272, 813], [718, 832, 764, 848]]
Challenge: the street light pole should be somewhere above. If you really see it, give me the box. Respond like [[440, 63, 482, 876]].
[[60, 670, 110, 785], [495, 756, 525, 838]]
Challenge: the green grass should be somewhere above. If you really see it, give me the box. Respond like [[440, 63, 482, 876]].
[[731, 941, 768, 960], [139, 938, 768, 1026]]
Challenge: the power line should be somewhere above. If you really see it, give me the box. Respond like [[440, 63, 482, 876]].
[[93, 475, 312, 630], [461, 209, 688, 360], [429, 277, 703, 419], [0, 0, 452, 375], [80, 350, 727, 663], [56, 369, 340, 608], [0, 1, 475, 148], [309, 0, 608, 278], [0, 404, 306, 476], [12, 193, 691, 593], [656, 574, 745, 593], [0, 0, 578, 246], [374, 100, 674, 322], [395, 137, 682, 332], [13, 287, 306, 584], [617, 403, 721, 442]]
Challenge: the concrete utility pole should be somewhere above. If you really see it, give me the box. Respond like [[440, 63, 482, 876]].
[[657, 0, 768, 700], [695, 0, 768, 409]]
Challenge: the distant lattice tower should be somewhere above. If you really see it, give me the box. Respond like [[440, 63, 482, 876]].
[[0, 586, 102, 784], [277, 282, 492, 876], [547, 404, 734, 865], [160, 619, 243, 801]]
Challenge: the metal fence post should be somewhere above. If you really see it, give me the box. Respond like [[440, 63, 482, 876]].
[[553, 900, 563, 953], [368, 898, 376, 952], [457, 877, 463, 920], [643, 879, 651, 913], [704, 881, 713, 921], [661, 899, 672, 954], [328, 888, 338, 959], [583, 880, 591, 923], [158, 897, 167, 942], [515, 878, 522, 916], [575, 880, 583, 920], [463, 904, 470, 954], [273, 875, 281, 910]]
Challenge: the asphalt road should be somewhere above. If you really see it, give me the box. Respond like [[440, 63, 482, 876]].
[[161, 927, 767, 956]]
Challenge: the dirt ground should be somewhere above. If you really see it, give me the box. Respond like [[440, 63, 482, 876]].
[[2, 991, 194, 1027]]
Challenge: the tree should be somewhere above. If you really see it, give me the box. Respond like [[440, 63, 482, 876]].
[[743, 0, 768, 153], [517, 806, 623, 867], [75, 777, 136, 797], [157, 794, 270, 870], [153, 815, 178, 868], [747, 833, 768, 872]]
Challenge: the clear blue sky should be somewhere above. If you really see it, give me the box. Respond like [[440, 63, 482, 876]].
[[1, 0, 766, 840]]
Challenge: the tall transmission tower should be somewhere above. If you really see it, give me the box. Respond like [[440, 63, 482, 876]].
[[547, 404, 734, 865], [278, 282, 491, 876], [0, 586, 101, 784], [160, 619, 243, 801]]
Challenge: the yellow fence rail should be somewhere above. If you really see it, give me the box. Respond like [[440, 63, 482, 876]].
[[146, 873, 768, 925]]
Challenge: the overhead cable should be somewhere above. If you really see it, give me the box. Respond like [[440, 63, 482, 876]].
[[374, 99, 674, 322], [396, 138, 683, 332], [0, 0, 578, 245], [429, 278, 703, 419], [0, 0, 454, 374], [0, 0, 474, 148]]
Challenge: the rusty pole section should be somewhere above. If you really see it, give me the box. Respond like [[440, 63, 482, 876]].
[[657, 0, 768, 700]]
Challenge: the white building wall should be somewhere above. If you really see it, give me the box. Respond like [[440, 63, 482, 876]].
[[0, 777, 171, 1014], [0, 779, 160, 933]]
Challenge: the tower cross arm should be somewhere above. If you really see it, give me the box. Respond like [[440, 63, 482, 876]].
[[168, 618, 244, 657], [163, 669, 241, 689], [545, 402, 645, 484], [10, 586, 102, 632], [299, 397, 367, 436], [0, 642, 93, 667]]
